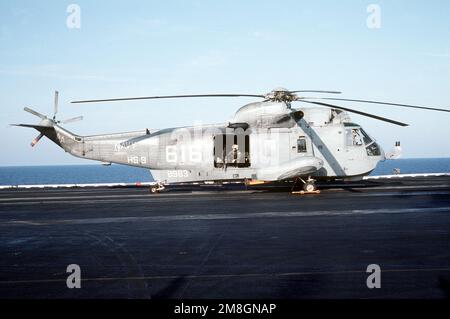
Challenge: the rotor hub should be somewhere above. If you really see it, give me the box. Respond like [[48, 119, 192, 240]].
[[264, 88, 298, 103]]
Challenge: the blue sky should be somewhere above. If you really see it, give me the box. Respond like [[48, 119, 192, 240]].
[[1, 0, 449, 165]]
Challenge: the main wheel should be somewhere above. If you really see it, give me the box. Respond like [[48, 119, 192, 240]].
[[303, 182, 316, 192], [150, 186, 158, 194]]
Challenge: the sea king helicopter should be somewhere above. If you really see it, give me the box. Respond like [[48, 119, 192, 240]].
[[14, 88, 450, 193]]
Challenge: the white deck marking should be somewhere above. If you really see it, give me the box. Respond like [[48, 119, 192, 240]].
[[0, 172, 449, 189], [3, 206, 450, 226]]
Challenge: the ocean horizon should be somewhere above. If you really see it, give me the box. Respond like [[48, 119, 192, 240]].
[[1, 157, 450, 186]]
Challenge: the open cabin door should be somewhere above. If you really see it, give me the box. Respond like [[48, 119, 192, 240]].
[[213, 134, 250, 168]]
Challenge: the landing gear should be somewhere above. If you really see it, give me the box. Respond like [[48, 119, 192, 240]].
[[303, 180, 317, 192], [150, 182, 165, 194], [292, 177, 320, 195]]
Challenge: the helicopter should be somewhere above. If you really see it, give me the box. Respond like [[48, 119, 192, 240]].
[[14, 88, 450, 193]]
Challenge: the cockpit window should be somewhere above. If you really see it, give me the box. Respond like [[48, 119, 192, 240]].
[[346, 127, 381, 156], [366, 143, 381, 156], [359, 128, 373, 145], [345, 128, 363, 146]]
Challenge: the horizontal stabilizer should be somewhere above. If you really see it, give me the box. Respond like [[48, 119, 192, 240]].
[[12, 123, 62, 147], [10, 124, 51, 129]]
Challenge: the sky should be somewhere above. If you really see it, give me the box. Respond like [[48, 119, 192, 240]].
[[0, 0, 449, 166]]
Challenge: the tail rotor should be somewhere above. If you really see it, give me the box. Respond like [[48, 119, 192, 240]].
[[61, 116, 83, 124], [21, 90, 83, 147], [24, 107, 47, 120]]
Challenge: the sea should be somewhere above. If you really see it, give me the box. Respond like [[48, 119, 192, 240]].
[[1, 158, 450, 186]]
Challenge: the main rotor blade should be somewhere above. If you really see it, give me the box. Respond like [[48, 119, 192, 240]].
[[303, 97, 450, 113], [71, 94, 265, 104], [24, 107, 46, 120], [54, 90, 59, 118], [289, 90, 342, 94], [61, 116, 83, 124], [298, 100, 409, 127]]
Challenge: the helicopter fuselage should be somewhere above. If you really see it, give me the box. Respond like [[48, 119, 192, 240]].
[[46, 101, 385, 184]]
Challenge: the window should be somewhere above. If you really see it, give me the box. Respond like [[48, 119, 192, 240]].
[[359, 128, 373, 145], [297, 137, 307, 153], [345, 127, 380, 156], [345, 128, 363, 146], [366, 143, 381, 156]]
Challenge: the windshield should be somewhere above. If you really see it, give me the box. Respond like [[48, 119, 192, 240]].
[[359, 128, 373, 145], [345, 128, 363, 146]]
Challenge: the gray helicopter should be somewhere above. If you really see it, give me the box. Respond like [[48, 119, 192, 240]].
[[14, 88, 450, 193]]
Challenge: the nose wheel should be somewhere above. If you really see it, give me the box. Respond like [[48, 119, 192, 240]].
[[292, 177, 320, 195]]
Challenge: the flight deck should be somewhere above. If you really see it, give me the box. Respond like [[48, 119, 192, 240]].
[[0, 175, 450, 298]]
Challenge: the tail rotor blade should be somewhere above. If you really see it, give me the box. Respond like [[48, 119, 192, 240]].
[[24, 107, 46, 120], [53, 90, 59, 119], [61, 116, 83, 124], [30, 133, 44, 147]]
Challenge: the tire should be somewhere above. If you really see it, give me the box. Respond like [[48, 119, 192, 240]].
[[150, 187, 158, 194], [303, 182, 316, 192]]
